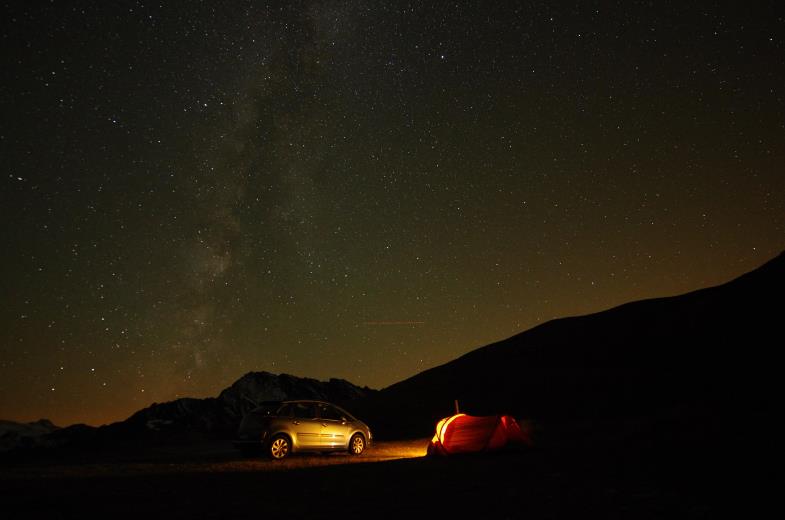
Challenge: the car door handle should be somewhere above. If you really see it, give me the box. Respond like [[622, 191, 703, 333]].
[[321, 423, 327, 427], [292, 420, 300, 425]]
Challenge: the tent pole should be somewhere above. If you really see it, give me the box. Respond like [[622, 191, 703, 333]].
[[454, 399, 460, 414]]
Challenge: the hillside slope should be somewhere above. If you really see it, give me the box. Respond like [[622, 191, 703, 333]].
[[359, 252, 783, 442]]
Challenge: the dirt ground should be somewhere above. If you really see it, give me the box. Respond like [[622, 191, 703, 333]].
[[0, 438, 719, 519]]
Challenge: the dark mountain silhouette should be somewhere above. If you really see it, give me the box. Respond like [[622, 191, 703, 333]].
[[356, 251, 783, 448], [0, 419, 59, 451], [3, 372, 375, 452], [5, 251, 781, 458], [113, 371, 374, 436]]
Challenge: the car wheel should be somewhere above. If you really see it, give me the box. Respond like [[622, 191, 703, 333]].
[[269, 434, 291, 460], [349, 433, 365, 455]]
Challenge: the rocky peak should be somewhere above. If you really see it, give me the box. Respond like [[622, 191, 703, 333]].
[[115, 371, 377, 436], [218, 371, 376, 419]]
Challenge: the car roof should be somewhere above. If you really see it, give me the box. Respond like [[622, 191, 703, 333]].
[[251, 400, 338, 408], [278, 400, 356, 417]]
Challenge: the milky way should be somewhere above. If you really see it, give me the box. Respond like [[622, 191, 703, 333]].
[[1, 2, 783, 425]]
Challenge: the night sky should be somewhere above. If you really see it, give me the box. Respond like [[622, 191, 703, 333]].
[[2, 2, 783, 427]]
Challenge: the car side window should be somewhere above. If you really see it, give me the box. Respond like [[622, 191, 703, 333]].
[[293, 403, 315, 419], [277, 404, 293, 417], [320, 405, 344, 421]]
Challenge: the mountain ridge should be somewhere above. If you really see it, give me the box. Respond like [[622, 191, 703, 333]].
[[3, 250, 781, 453], [356, 250, 783, 438], [0, 372, 376, 452], [386, 250, 784, 390]]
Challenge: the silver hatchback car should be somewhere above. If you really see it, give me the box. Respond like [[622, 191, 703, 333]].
[[233, 400, 372, 459]]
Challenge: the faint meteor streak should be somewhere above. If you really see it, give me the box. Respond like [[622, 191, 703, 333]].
[[363, 320, 426, 326]]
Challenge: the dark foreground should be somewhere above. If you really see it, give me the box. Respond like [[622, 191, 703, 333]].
[[0, 436, 736, 519]]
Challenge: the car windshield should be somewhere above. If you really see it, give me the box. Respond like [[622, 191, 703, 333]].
[[332, 405, 357, 421]]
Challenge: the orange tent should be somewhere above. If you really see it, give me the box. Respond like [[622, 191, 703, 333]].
[[427, 414, 531, 456]]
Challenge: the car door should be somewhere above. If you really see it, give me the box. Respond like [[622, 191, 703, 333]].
[[288, 402, 321, 448], [318, 404, 351, 448]]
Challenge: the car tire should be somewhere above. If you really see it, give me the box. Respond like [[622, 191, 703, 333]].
[[269, 434, 291, 460], [349, 433, 365, 455]]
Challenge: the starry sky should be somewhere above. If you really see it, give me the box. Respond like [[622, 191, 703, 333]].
[[1, 1, 783, 427]]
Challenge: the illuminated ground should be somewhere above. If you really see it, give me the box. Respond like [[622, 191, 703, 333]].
[[0, 438, 716, 518], [0, 439, 429, 479]]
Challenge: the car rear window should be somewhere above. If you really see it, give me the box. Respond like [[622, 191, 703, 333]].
[[252, 403, 280, 416], [276, 404, 294, 417]]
